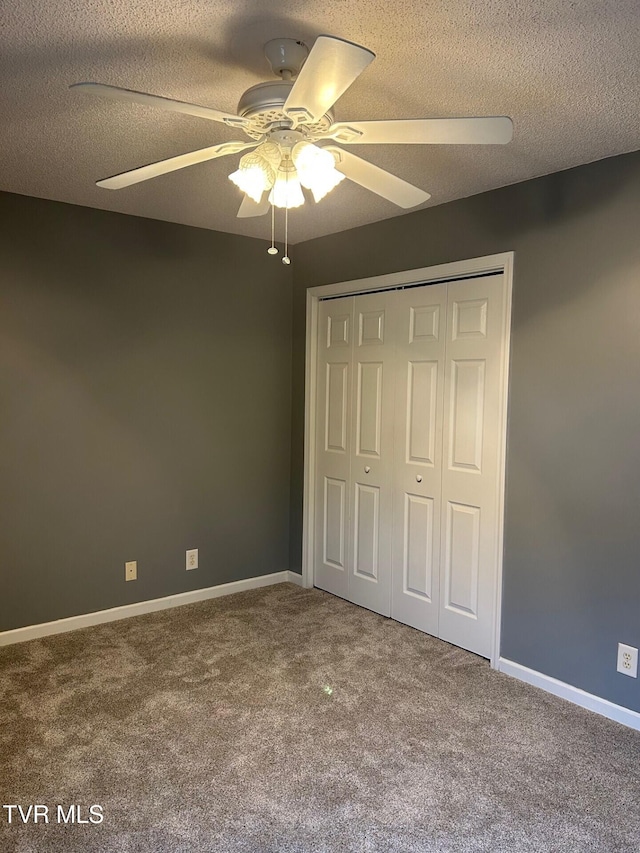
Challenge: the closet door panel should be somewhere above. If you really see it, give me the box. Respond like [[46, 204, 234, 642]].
[[353, 483, 380, 579], [448, 359, 485, 472], [443, 500, 480, 618], [356, 361, 383, 456], [439, 275, 507, 657], [403, 493, 435, 599], [314, 298, 355, 599], [391, 285, 447, 634], [348, 290, 396, 617]]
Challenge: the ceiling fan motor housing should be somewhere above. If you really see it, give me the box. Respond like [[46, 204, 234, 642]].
[[237, 81, 294, 117], [237, 81, 334, 140]]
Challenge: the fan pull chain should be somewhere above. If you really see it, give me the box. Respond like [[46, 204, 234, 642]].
[[282, 165, 291, 264], [267, 203, 278, 255], [282, 206, 290, 265]]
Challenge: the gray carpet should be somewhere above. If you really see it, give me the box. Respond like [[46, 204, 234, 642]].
[[1, 583, 639, 852]]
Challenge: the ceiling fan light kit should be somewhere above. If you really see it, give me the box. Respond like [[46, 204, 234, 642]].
[[71, 34, 513, 264], [229, 138, 345, 206]]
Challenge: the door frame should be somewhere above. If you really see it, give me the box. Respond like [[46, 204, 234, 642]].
[[301, 252, 514, 669]]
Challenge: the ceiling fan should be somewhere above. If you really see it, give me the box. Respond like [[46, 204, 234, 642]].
[[71, 35, 512, 258]]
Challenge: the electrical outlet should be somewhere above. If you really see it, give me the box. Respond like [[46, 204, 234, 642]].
[[125, 560, 137, 582], [186, 549, 198, 571], [617, 643, 638, 678]]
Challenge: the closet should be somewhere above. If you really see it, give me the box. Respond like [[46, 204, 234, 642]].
[[313, 273, 509, 658]]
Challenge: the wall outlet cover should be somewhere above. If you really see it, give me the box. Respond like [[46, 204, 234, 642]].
[[125, 560, 137, 582], [617, 643, 638, 678], [186, 549, 198, 571]]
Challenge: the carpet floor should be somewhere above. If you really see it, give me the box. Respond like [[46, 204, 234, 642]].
[[1, 582, 639, 852]]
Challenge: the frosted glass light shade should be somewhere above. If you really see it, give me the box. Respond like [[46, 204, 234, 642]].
[[292, 141, 335, 173], [306, 167, 345, 203], [255, 142, 281, 169], [269, 171, 305, 209], [292, 141, 345, 202], [228, 152, 275, 203]]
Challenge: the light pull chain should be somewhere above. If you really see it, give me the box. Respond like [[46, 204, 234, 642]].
[[267, 202, 278, 255], [282, 163, 291, 264], [282, 206, 290, 265]]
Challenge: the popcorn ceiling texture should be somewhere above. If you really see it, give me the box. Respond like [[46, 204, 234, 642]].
[[1, 0, 639, 243], [1, 583, 639, 851]]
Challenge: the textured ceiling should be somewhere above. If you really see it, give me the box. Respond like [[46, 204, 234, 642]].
[[1, 1, 639, 244]]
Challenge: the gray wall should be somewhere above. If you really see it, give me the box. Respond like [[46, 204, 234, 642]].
[[291, 150, 640, 712], [0, 192, 293, 631], [3, 150, 639, 714]]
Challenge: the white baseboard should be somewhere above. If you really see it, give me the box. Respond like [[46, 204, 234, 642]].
[[498, 658, 640, 732], [0, 571, 301, 647]]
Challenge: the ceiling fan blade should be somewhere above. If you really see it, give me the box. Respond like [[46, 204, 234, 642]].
[[96, 141, 258, 190], [237, 193, 270, 218], [70, 83, 248, 130], [284, 35, 375, 125], [325, 146, 430, 208], [324, 116, 513, 145]]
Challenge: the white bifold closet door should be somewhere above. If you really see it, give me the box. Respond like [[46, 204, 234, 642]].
[[390, 284, 447, 637], [314, 297, 354, 603], [314, 291, 396, 616], [315, 274, 507, 658]]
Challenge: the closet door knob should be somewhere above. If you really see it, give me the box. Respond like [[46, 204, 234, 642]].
[[416, 474, 423, 483], [364, 466, 371, 474]]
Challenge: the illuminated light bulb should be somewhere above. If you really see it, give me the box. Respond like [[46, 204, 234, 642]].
[[292, 141, 345, 202], [267, 247, 278, 255], [282, 255, 291, 265], [268, 168, 305, 209], [228, 152, 274, 203]]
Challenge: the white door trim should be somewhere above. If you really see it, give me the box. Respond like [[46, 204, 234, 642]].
[[302, 252, 514, 669]]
